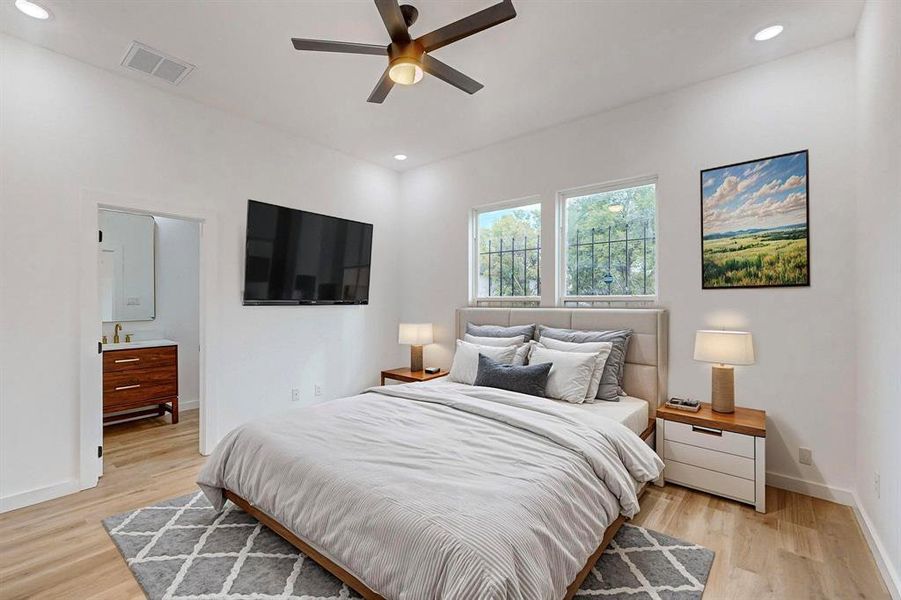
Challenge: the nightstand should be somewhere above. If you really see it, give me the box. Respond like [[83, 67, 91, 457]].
[[380, 367, 447, 386], [655, 402, 766, 513]]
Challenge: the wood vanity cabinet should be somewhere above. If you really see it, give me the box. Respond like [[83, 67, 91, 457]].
[[103, 345, 178, 424]]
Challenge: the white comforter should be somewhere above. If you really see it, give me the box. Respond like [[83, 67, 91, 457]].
[[197, 380, 663, 600]]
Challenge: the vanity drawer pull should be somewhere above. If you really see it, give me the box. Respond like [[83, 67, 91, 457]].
[[114, 358, 141, 363], [691, 425, 723, 436], [115, 384, 141, 391]]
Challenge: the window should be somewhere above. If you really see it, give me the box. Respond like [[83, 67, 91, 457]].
[[560, 178, 656, 303], [472, 200, 541, 305]]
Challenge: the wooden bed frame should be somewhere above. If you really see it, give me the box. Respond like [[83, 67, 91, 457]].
[[224, 419, 655, 600]]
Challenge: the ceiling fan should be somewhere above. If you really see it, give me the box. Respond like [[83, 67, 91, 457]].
[[291, 0, 516, 103]]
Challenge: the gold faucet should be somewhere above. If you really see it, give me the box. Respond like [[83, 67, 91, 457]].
[[114, 323, 122, 344]]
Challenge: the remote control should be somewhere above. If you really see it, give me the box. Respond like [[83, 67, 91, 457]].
[[666, 397, 701, 412]]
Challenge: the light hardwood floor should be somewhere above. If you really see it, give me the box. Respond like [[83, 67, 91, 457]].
[[0, 411, 889, 599]]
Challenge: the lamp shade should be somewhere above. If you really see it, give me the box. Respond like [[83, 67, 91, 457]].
[[694, 330, 755, 365], [398, 323, 433, 346]]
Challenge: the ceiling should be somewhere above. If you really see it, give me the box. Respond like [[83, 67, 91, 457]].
[[1, 0, 863, 171]]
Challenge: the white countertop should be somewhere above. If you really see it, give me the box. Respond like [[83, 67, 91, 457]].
[[103, 338, 178, 352]]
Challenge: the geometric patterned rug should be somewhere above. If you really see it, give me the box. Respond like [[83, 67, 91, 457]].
[[104, 491, 714, 600]]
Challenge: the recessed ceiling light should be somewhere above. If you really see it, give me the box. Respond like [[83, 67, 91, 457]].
[[754, 25, 783, 41], [15, 0, 52, 20], [393, 154, 408, 161]]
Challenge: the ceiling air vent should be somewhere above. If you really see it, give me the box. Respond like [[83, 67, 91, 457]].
[[121, 42, 194, 85]]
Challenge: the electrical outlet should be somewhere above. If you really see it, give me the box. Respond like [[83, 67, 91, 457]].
[[291, 388, 300, 402], [314, 384, 322, 397], [798, 447, 812, 465], [874, 472, 880, 499]]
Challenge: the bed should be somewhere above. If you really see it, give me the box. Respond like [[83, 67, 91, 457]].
[[198, 307, 668, 600]]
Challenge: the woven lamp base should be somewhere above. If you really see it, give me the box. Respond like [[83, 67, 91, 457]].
[[711, 365, 735, 413], [410, 345, 423, 372]]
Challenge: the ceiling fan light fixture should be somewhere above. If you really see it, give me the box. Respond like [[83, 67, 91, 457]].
[[388, 58, 423, 86], [290, 0, 517, 102]]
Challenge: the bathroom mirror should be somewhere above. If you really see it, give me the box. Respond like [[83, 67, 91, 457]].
[[99, 210, 156, 322]]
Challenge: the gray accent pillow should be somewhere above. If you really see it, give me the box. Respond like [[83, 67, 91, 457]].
[[474, 353, 551, 398], [466, 322, 536, 341], [538, 325, 633, 402]]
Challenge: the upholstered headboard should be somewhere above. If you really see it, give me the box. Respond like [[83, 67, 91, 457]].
[[455, 308, 668, 416]]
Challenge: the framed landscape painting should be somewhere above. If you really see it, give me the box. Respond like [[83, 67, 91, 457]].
[[701, 150, 809, 289]]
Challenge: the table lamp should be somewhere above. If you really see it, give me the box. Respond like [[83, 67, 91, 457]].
[[694, 330, 755, 413], [398, 323, 433, 372]]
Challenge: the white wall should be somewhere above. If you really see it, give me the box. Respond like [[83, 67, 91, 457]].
[[101, 216, 202, 410], [399, 41, 859, 497], [854, 0, 901, 594], [0, 34, 405, 509]]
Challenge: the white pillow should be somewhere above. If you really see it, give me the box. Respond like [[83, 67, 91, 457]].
[[539, 338, 613, 402], [527, 346, 598, 403], [448, 340, 517, 385], [463, 333, 526, 347], [463, 334, 532, 365]]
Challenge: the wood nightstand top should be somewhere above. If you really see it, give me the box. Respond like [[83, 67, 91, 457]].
[[657, 402, 766, 437], [380, 367, 448, 385]]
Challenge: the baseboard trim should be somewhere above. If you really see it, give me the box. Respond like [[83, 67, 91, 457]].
[[766, 471, 854, 505], [852, 492, 901, 600], [0, 479, 80, 514], [180, 398, 199, 411]]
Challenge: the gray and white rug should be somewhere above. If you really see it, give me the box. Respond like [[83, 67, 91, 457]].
[[104, 492, 713, 600]]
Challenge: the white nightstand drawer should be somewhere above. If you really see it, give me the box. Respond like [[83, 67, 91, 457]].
[[663, 440, 755, 480], [664, 420, 754, 458], [664, 460, 756, 503]]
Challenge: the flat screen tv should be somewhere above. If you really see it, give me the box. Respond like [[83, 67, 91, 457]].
[[243, 200, 373, 305]]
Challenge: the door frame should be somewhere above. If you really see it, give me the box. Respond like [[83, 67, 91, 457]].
[[78, 189, 219, 489]]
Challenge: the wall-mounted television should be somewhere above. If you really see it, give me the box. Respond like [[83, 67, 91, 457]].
[[243, 200, 373, 305]]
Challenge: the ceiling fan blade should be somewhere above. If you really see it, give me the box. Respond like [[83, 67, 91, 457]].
[[291, 38, 388, 55], [367, 68, 395, 103], [416, 0, 516, 52], [374, 0, 410, 43], [420, 54, 483, 95]]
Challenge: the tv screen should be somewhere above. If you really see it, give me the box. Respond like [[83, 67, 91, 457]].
[[243, 200, 373, 305]]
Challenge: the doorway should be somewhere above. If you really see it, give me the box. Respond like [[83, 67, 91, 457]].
[[98, 209, 202, 475], [80, 195, 209, 489]]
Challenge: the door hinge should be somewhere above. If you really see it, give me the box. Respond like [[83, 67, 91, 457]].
[[98, 341, 103, 354], [99, 229, 103, 243], [98, 445, 103, 458]]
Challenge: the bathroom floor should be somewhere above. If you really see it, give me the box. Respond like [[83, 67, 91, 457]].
[[102, 408, 199, 473]]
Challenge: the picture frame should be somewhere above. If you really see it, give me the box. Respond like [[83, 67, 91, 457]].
[[700, 150, 810, 289]]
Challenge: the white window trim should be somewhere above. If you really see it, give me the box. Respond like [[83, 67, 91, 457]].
[[470, 195, 543, 305], [556, 175, 659, 305]]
